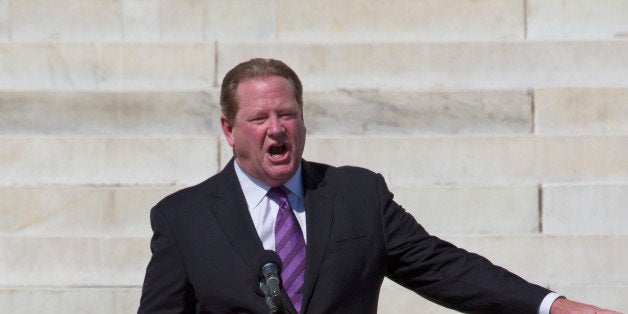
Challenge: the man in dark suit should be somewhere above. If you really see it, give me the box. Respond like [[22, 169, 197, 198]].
[[139, 58, 616, 313]]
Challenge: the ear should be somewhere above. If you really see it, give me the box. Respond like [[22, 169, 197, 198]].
[[220, 115, 236, 147]]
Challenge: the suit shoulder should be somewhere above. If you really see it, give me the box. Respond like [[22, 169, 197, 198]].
[[306, 161, 383, 185]]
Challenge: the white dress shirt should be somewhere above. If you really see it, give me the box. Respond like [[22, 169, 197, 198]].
[[232, 160, 559, 313], [234, 161, 307, 250]]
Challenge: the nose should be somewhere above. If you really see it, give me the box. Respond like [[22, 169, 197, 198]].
[[267, 115, 284, 136]]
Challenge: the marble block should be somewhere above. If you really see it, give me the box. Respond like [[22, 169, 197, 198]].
[[217, 41, 628, 91], [0, 287, 141, 314], [1, 89, 532, 136], [535, 88, 628, 134], [527, 0, 628, 39], [10, 0, 122, 42], [0, 0, 8, 41], [0, 92, 220, 135], [160, 0, 207, 41], [277, 0, 524, 42], [0, 186, 180, 236], [542, 184, 628, 235], [0, 43, 214, 91], [206, 0, 277, 42], [123, 0, 160, 41], [393, 185, 539, 235], [0, 136, 219, 186], [0, 236, 150, 286], [304, 90, 532, 135], [6, 0, 280, 43], [299, 135, 628, 186]]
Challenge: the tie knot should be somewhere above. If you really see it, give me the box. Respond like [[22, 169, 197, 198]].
[[267, 186, 289, 204]]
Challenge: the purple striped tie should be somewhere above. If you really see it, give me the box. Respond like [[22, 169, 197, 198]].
[[268, 187, 306, 313]]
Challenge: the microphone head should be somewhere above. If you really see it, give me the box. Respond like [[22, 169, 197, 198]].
[[255, 250, 283, 278]]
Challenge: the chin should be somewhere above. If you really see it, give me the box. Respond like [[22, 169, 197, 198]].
[[269, 168, 293, 179], [267, 166, 296, 180]]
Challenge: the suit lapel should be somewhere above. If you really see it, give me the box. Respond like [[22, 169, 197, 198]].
[[210, 160, 265, 274], [211, 159, 333, 313], [300, 161, 333, 312]]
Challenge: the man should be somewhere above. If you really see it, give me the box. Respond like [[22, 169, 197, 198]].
[[139, 58, 618, 313]]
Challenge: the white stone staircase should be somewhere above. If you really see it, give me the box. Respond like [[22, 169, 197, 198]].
[[1, 1, 627, 313]]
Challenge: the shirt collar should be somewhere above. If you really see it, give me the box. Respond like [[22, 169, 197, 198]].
[[233, 160, 304, 209]]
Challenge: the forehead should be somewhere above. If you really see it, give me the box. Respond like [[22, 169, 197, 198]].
[[236, 76, 295, 104]]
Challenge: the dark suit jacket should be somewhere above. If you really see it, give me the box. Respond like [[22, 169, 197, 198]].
[[139, 159, 550, 313]]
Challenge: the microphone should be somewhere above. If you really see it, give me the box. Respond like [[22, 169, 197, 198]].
[[256, 250, 284, 313]]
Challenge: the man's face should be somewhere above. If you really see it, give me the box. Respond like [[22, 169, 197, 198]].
[[221, 76, 306, 187]]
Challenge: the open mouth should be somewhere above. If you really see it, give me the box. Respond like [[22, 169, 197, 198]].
[[268, 144, 288, 158]]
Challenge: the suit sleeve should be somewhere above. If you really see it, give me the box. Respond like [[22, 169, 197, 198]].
[[138, 205, 196, 314], [377, 174, 550, 313]]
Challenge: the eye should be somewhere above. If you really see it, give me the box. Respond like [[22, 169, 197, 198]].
[[249, 115, 267, 124], [280, 110, 298, 119]]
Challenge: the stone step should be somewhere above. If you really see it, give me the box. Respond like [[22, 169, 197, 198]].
[[5, 88, 626, 137], [0, 136, 218, 186], [0, 0, 524, 43], [542, 184, 628, 235], [4, 183, 624, 238], [395, 185, 540, 235], [0, 236, 149, 286], [3, 1, 626, 43], [0, 185, 539, 237], [1, 41, 628, 91], [1, 235, 625, 287], [0, 0, 276, 43], [0, 90, 532, 136], [0, 186, 178, 236], [527, 0, 628, 40], [0, 91, 219, 136], [275, 0, 525, 42], [217, 41, 628, 91], [535, 88, 628, 135], [4, 88, 627, 137], [0, 287, 141, 314], [0, 43, 214, 91], [3, 134, 623, 186], [304, 90, 532, 135], [3, 135, 626, 186], [274, 135, 628, 185]]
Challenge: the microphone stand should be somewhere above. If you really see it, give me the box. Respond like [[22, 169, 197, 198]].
[[260, 280, 283, 314], [256, 250, 286, 314]]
